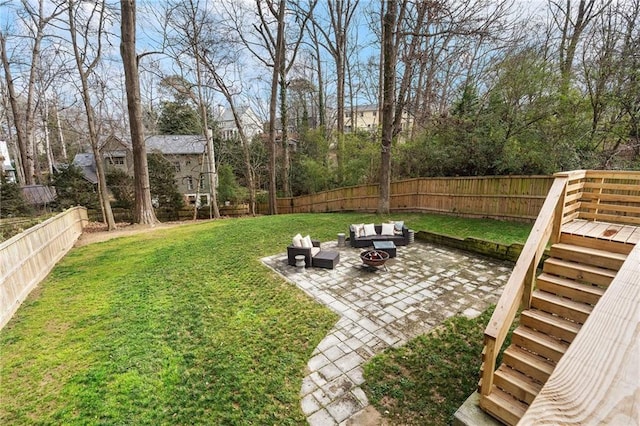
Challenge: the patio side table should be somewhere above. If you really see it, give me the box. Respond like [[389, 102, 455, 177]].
[[373, 240, 397, 258]]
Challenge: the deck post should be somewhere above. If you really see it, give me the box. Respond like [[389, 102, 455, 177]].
[[551, 178, 567, 245]]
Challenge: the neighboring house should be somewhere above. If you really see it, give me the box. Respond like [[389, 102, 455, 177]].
[[72, 153, 98, 185], [0, 140, 16, 183], [145, 135, 213, 206], [218, 106, 263, 141], [100, 135, 134, 176], [71, 134, 216, 207], [343, 104, 414, 135]]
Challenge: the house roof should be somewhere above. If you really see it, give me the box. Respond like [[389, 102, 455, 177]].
[[21, 185, 56, 205], [72, 153, 98, 184], [219, 106, 251, 123], [145, 135, 206, 155]]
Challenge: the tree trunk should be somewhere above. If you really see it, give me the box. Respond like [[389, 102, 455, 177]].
[[120, 0, 158, 225], [54, 100, 68, 161], [194, 55, 220, 219], [280, 64, 290, 197], [267, 0, 286, 215], [1, 33, 30, 184], [41, 99, 54, 176], [228, 104, 257, 215], [378, 0, 397, 215], [68, 0, 115, 230]]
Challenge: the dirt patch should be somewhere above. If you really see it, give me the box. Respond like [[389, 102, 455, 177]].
[[75, 220, 202, 247], [344, 405, 389, 426]]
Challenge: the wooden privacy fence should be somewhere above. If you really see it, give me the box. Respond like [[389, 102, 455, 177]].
[[259, 176, 555, 221], [0, 206, 88, 329]]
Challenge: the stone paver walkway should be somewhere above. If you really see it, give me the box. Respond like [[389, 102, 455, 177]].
[[261, 241, 512, 425]]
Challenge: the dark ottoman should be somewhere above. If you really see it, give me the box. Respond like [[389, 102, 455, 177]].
[[312, 251, 340, 269]]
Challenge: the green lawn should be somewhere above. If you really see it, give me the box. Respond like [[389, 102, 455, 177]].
[[0, 213, 530, 424], [362, 307, 515, 425]]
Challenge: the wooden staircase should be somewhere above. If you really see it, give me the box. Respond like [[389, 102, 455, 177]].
[[480, 236, 627, 425]]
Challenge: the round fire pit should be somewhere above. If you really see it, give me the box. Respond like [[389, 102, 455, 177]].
[[360, 249, 390, 269]]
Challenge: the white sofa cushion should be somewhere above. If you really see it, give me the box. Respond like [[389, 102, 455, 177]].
[[381, 223, 395, 236], [311, 247, 321, 257], [292, 233, 303, 247], [363, 223, 377, 236]]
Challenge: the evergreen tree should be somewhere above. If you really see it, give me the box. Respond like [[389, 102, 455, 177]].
[[51, 164, 99, 210], [0, 175, 32, 218], [147, 154, 184, 210], [157, 101, 202, 135]]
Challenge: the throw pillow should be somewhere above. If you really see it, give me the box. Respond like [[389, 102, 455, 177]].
[[381, 222, 395, 236], [292, 233, 303, 247], [351, 223, 365, 238], [302, 235, 313, 248], [363, 223, 377, 236], [393, 220, 404, 235]]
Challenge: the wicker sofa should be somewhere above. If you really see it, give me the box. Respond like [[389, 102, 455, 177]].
[[349, 223, 410, 248]]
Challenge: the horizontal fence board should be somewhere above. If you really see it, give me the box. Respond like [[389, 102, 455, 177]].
[[258, 176, 555, 221], [1, 207, 87, 329]]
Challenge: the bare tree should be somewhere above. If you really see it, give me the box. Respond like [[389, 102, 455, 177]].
[[121, 0, 158, 225], [377, 0, 401, 214], [550, 0, 612, 91], [311, 0, 359, 184], [66, 0, 115, 229], [160, 0, 222, 218], [0, 0, 67, 185], [224, 0, 316, 213]]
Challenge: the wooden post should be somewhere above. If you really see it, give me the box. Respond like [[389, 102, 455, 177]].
[[551, 177, 568, 244], [480, 336, 497, 396]]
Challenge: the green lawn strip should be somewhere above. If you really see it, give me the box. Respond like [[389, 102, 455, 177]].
[[399, 212, 532, 246], [1, 216, 340, 424], [362, 307, 516, 425], [0, 212, 526, 424]]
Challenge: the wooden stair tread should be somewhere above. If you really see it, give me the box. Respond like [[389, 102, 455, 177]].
[[543, 258, 616, 287], [494, 364, 542, 405], [520, 309, 581, 342], [513, 326, 569, 362], [503, 345, 555, 384], [536, 272, 605, 304], [481, 386, 528, 426], [550, 243, 627, 270], [531, 290, 593, 323], [559, 232, 634, 254]]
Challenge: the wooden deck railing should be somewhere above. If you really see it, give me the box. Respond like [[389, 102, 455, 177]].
[[479, 168, 640, 410], [478, 175, 569, 397]]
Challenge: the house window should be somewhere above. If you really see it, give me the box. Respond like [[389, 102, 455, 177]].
[[186, 176, 194, 190], [199, 178, 205, 190], [107, 157, 125, 166], [174, 161, 181, 172]]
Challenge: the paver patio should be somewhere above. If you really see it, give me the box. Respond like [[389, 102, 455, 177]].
[[262, 240, 512, 425]]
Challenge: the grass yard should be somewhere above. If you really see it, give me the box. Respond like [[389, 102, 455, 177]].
[[0, 212, 529, 424], [362, 307, 515, 425]]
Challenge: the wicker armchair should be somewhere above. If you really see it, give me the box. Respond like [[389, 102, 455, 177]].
[[287, 239, 321, 267]]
